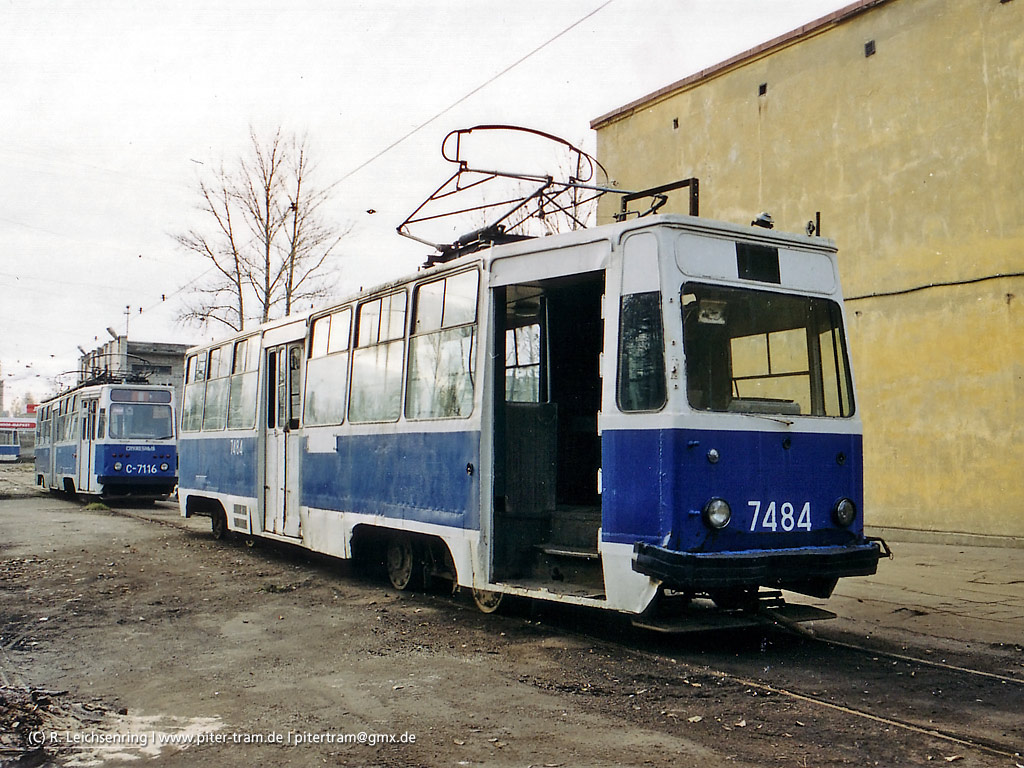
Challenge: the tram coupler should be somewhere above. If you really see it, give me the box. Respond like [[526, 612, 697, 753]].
[[866, 536, 894, 559]]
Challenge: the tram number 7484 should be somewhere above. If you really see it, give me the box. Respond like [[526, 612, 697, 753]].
[[748, 501, 813, 532]]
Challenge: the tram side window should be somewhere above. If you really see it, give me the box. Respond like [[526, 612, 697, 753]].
[[617, 291, 667, 412], [305, 309, 351, 426], [36, 408, 48, 445], [202, 344, 231, 431], [53, 404, 63, 444], [54, 402, 64, 443], [62, 397, 73, 442], [506, 324, 541, 402], [181, 353, 208, 432], [227, 337, 259, 430], [64, 396, 79, 442], [350, 291, 407, 423], [407, 271, 478, 419]]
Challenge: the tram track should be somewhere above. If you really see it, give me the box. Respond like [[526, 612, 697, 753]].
[[633, 645, 1023, 763], [810, 634, 1024, 687], [97, 499, 201, 532], [400, 579, 1024, 764], [601, 620, 1024, 765], [432, 589, 1024, 764], [98, 500, 1024, 765]]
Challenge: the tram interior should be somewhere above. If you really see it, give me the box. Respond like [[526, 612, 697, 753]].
[[493, 271, 606, 596]]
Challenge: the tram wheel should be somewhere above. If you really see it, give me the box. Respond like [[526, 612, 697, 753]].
[[211, 509, 228, 540], [385, 534, 422, 591], [472, 588, 504, 614]]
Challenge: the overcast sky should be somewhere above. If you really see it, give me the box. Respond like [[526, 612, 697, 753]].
[[1, 0, 851, 409]]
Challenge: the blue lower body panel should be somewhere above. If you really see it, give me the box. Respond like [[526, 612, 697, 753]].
[[303, 430, 480, 530], [602, 427, 865, 551], [179, 436, 258, 498]]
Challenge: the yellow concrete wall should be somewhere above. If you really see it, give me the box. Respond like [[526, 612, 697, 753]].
[[594, 0, 1023, 536]]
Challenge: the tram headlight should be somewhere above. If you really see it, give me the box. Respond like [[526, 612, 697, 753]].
[[160, 462, 169, 472], [832, 498, 857, 527], [702, 498, 732, 530], [113, 461, 123, 472]]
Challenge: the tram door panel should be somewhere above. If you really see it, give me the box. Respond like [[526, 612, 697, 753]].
[[264, 344, 304, 538], [45, 407, 56, 490], [77, 399, 98, 493]]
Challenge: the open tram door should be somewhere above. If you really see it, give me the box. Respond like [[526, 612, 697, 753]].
[[489, 248, 607, 598], [261, 323, 305, 539]]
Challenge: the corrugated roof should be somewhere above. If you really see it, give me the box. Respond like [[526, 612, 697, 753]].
[[590, 0, 893, 129]]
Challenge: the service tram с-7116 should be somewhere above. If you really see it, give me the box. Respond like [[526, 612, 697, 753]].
[[35, 382, 178, 500], [178, 210, 886, 627]]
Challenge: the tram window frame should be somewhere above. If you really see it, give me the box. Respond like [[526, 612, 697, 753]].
[[181, 352, 207, 433], [64, 396, 79, 442], [505, 323, 542, 403], [287, 345, 302, 429], [202, 344, 231, 431], [681, 282, 855, 417], [616, 291, 668, 412], [226, 336, 259, 430], [406, 270, 479, 420], [349, 290, 407, 423], [305, 308, 352, 427]]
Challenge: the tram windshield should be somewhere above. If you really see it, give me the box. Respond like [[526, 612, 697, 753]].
[[108, 403, 175, 440], [682, 283, 854, 417]]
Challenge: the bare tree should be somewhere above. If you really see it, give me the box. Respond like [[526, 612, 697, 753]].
[[174, 165, 248, 332], [175, 127, 347, 332], [279, 138, 346, 316]]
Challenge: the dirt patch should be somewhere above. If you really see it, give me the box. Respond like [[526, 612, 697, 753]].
[[0, 465, 1018, 767], [0, 462, 41, 501]]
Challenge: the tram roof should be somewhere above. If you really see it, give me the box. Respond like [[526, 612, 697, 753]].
[[186, 214, 837, 354]]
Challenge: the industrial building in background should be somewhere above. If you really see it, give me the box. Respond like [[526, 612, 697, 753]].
[[78, 333, 189, 419], [592, 0, 1022, 541]]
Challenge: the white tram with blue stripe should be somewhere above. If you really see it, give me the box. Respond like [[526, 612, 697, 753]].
[[35, 382, 178, 500], [178, 213, 884, 624], [1, 418, 35, 462]]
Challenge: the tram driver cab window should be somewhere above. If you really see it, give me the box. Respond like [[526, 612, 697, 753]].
[[682, 283, 854, 417]]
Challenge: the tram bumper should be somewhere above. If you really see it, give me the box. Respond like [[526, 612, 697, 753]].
[[632, 541, 882, 598]]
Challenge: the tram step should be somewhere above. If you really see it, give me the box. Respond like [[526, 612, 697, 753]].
[[535, 543, 600, 560], [548, 505, 601, 549]]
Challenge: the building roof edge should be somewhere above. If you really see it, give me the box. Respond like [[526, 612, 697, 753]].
[[590, 0, 893, 130]]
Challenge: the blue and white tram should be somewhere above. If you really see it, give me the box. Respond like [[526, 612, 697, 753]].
[[0, 427, 22, 462], [1, 418, 36, 461], [178, 214, 884, 622], [35, 383, 178, 500]]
